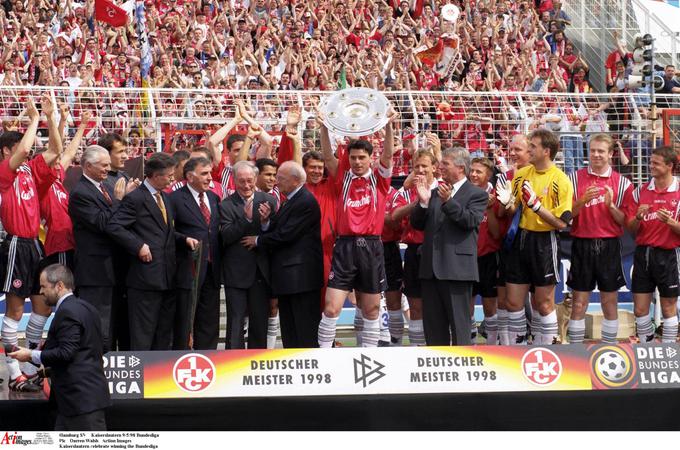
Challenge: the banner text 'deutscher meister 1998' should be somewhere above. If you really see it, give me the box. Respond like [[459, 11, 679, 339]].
[[103, 344, 680, 399]]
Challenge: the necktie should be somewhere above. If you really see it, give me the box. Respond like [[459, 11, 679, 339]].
[[199, 192, 211, 225], [100, 186, 112, 206], [154, 192, 167, 224]]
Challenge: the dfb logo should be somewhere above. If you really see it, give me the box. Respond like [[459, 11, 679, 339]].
[[353, 354, 386, 387], [128, 355, 141, 368], [521, 348, 562, 386], [173, 353, 216, 393]]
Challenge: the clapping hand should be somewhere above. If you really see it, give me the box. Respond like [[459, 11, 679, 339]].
[[259, 201, 272, 222], [438, 182, 452, 203], [415, 175, 431, 205], [521, 180, 541, 212], [495, 179, 513, 209]]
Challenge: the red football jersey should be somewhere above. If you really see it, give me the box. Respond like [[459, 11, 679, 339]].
[[212, 161, 235, 197], [569, 167, 633, 238], [394, 181, 441, 245], [477, 183, 503, 257], [381, 186, 402, 243], [0, 155, 57, 239], [625, 177, 680, 249], [334, 162, 392, 236], [307, 176, 338, 252], [40, 167, 75, 255]]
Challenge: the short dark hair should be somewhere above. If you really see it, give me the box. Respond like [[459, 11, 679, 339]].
[[0, 131, 24, 155], [652, 146, 678, 169], [42, 263, 75, 290], [98, 133, 127, 152], [172, 150, 191, 164], [191, 146, 213, 162], [302, 150, 324, 167], [144, 152, 176, 178], [347, 139, 373, 156], [227, 134, 246, 151], [255, 158, 277, 173], [183, 156, 212, 178], [529, 129, 560, 160]]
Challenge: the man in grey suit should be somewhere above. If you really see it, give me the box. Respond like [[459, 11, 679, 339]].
[[410, 148, 488, 346], [219, 161, 276, 349]]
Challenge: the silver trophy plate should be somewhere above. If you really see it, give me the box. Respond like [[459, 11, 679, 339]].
[[319, 88, 391, 137]]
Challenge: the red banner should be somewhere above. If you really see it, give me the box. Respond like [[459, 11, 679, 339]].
[[95, 0, 128, 27], [416, 39, 443, 68]]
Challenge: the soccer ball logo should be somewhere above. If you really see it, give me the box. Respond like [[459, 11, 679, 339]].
[[589, 345, 636, 389], [596, 351, 628, 382]]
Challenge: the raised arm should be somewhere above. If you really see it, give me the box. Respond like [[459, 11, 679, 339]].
[[40, 94, 63, 168], [380, 108, 398, 169], [10, 99, 40, 171], [316, 112, 338, 178], [61, 111, 91, 170], [208, 106, 242, 163]]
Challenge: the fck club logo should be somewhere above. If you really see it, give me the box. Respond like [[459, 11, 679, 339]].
[[521, 348, 563, 387], [173, 353, 216, 393]]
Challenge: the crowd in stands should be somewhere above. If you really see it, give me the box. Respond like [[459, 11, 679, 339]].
[[0, 0, 591, 93], [0, 0, 676, 179]]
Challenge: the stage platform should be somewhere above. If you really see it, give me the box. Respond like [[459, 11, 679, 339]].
[[2, 386, 679, 430], [2, 343, 680, 431]]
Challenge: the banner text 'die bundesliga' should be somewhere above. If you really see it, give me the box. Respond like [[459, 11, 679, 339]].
[[102, 344, 680, 399]]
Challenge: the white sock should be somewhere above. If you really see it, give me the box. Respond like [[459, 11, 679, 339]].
[[362, 318, 380, 348], [379, 299, 390, 344], [540, 311, 558, 345], [353, 307, 364, 346], [508, 310, 527, 345], [531, 309, 542, 344], [318, 313, 338, 348], [567, 318, 586, 344], [636, 315, 655, 342], [485, 314, 498, 345], [497, 308, 510, 345], [388, 310, 404, 345], [601, 318, 619, 344], [2, 316, 22, 379], [266, 314, 279, 349], [409, 319, 425, 346], [23, 313, 48, 376], [662, 316, 678, 343]]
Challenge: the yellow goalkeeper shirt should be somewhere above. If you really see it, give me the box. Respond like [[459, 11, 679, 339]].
[[511, 164, 573, 232]]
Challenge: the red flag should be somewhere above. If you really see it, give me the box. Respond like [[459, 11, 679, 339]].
[[416, 39, 444, 68], [95, 0, 128, 27]]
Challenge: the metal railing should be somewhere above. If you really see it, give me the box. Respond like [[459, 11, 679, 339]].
[[0, 86, 677, 185]]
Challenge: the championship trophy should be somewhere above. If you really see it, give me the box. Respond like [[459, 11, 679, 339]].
[[441, 4, 460, 22], [319, 87, 392, 137]]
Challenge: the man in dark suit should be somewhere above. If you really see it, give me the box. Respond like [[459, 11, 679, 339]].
[[220, 161, 276, 349], [106, 153, 198, 351], [10, 264, 110, 431], [410, 148, 488, 346], [242, 161, 323, 348], [169, 157, 222, 350], [98, 133, 140, 353], [68, 145, 136, 352]]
